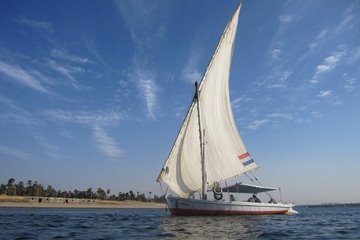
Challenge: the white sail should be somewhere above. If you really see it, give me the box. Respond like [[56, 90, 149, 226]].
[[158, 2, 258, 198]]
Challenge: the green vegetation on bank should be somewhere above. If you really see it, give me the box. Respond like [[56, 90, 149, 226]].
[[0, 178, 165, 203]]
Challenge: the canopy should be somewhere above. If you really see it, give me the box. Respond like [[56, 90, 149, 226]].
[[222, 183, 278, 194]]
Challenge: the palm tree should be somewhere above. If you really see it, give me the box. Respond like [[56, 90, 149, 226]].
[[96, 188, 106, 200], [86, 188, 93, 199], [0, 184, 6, 194], [26, 180, 32, 196], [16, 181, 25, 196], [106, 189, 110, 199], [46, 185, 56, 197], [7, 178, 15, 195], [129, 190, 135, 200]]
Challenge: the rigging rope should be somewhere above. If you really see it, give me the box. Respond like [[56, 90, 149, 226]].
[[245, 172, 274, 200]]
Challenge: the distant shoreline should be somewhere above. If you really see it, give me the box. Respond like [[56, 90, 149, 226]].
[[0, 195, 166, 209], [306, 203, 360, 208]]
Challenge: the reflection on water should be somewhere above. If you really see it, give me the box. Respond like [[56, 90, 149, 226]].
[[160, 215, 262, 239]]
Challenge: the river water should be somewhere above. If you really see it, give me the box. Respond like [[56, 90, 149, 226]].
[[1, 206, 359, 239]]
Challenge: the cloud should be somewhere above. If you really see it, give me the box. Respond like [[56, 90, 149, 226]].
[[278, 15, 294, 24], [231, 96, 253, 110], [137, 76, 159, 120], [115, 0, 168, 47], [181, 48, 202, 83], [34, 135, 59, 152], [335, 4, 357, 34], [310, 50, 345, 83], [347, 46, 360, 65], [316, 64, 331, 73], [15, 17, 53, 33], [271, 49, 281, 60], [0, 96, 41, 126], [0, 60, 50, 93], [267, 113, 294, 121], [305, 28, 328, 54], [51, 49, 89, 64], [311, 111, 322, 118], [343, 78, 356, 91], [44, 109, 126, 127], [0, 145, 32, 161], [47, 59, 84, 90], [174, 106, 185, 118], [44, 109, 126, 159], [34, 135, 60, 159], [60, 130, 74, 140], [317, 90, 332, 98], [93, 126, 122, 159], [247, 119, 269, 130], [115, 0, 166, 120], [260, 69, 292, 89]]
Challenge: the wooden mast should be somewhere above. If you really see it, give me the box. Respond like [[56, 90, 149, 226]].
[[194, 81, 207, 200]]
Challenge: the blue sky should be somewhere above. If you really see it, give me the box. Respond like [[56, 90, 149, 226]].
[[0, 0, 359, 205]]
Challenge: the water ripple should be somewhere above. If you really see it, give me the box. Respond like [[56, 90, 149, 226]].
[[1, 206, 360, 239]]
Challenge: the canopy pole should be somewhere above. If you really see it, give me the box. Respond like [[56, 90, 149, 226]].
[[224, 181, 231, 201], [195, 81, 207, 200]]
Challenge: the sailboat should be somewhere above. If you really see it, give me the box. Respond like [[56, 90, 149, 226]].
[[157, 1, 296, 215]]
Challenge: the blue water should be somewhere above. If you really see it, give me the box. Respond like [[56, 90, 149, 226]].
[[1, 206, 359, 239]]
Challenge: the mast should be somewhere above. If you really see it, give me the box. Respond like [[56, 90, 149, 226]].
[[194, 81, 207, 200]]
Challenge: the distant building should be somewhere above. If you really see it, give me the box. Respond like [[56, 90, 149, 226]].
[[25, 196, 97, 204]]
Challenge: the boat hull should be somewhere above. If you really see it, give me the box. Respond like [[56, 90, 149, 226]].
[[166, 197, 294, 216]]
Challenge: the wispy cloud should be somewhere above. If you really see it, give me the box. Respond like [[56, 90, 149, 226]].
[[267, 112, 294, 121], [347, 46, 360, 65], [317, 90, 333, 98], [47, 59, 84, 90], [135, 71, 159, 120], [60, 130, 74, 140], [44, 109, 126, 159], [311, 111, 322, 118], [259, 69, 292, 89], [334, 3, 357, 34], [310, 50, 345, 84], [93, 126, 122, 159], [298, 28, 328, 63], [51, 49, 89, 64], [34, 135, 60, 159], [181, 48, 202, 84], [174, 106, 185, 118], [271, 49, 281, 60], [15, 17, 53, 33], [0, 96, 41, 126], [0, 60, 50, 93], [278, 15, 294, 24], [115, 0, 168, 120], [115, 0, 168, 47], [44, 109, 126, 127], [231, 96, 253, 110], [0, 145, 32, 161], [247, 119, 269, 130], [343, 78, 356, 91]]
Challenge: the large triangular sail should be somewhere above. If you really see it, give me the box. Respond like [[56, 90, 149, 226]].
[[158, 2, 258, 198]]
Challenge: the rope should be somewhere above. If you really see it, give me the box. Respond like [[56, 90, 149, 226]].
[[224, 181, 231, 201], [245, 172, 274, 200]]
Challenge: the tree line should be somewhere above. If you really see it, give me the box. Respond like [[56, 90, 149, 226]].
[[0, 178, 165, 203]]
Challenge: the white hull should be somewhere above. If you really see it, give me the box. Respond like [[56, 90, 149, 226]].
[[166, 196, 294, 216]]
